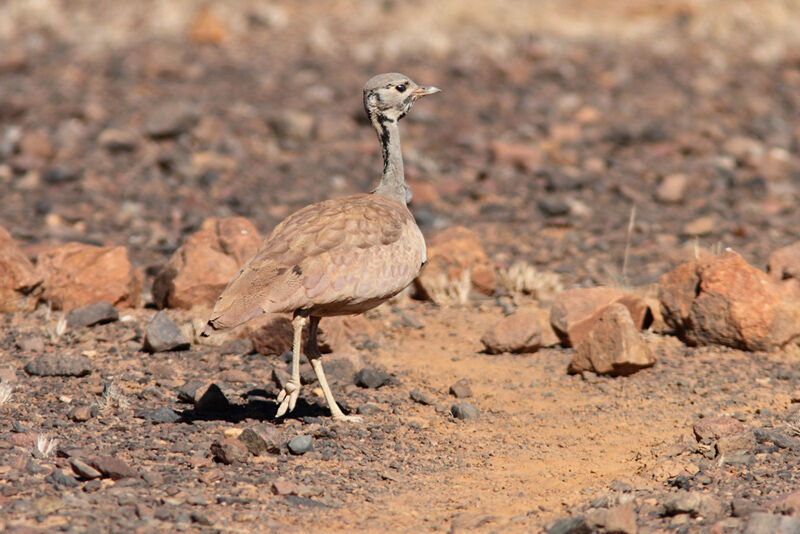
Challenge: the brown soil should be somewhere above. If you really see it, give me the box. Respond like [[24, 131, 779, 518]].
[[2, 2, 800, 533]]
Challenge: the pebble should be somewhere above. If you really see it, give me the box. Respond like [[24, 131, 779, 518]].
[[238, 428, 269, 456], [355, 368, 389, 389], [25, 354, 92, 377], [288, 435, 313, 455], [70, 458, 102, 480], [547, 516, 590, 534], [144, 102, 199, 138], [538, 197, 571, 217], [47, 470, 80, 488], [69, 405, 93, 422], [451, 402, 479, 420], [98, 128, 138, 151], [449, 379, 473, 398], [716, 431, 756, 456], [357, 403, 380, 415], [144, 311, 191, 352], [210, 439, 249, 465], [410, 389, 435, 405], [43, 166, 80, 184], [655, 173, 689, 203], [16, 335, 45, 353], [193, 383, 230, 413], [743, 512, 800, 534], [88, 455, 138, 480], [66, 301, 119, 329], [693, 416, 745, 441], [143, 406, 181, 424]]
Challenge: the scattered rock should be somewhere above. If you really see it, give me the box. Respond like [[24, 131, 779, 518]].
[[47, 470, 80, 488], [604, 502, 637, 534], [251, 314, 370, 358], [410, 389, 436, 405], [550, 287, 653, 347], [538, 196, 571, 217], [210, 439, 249, 465], [0, 225, 43, 313], [321, 352, 364, 385], [693, 416, 745, 441], [743, 512, 800, 534], [98, 128, 138, 151], [267, 110, 316, 142], [69, 405, 93, 422], [16, 335, 45, 353], [768, 242, 800, 282], [288, 435, 313, 455], [655, 173, 689, 204], [451, 402, 479, 420], [357, 403, 380, 415], [153, 217, 261, 309], [144, 311, 191, 352], [143, 406, 181, 424], [88, 455, 138, 480], [548, 516, 591, 534], [771, 489, 800, 517], [238, 428, 269, 456], [192, 383, 230, 412], [66, 301, 119, 329], [480, 312, 542, 354], [355, 368, 389, 389], [25, 354, 92, 377], [659, 250, 800, 351], [716, 431, 756, 456], [144, 101, 199, 138], [567, 303, 656, 376], [663, 491, 725, 518], [449, 379, 473, 398], [70, 458, 102, 480], [414, 226, 497, 304], [37, 242, 140, 310]]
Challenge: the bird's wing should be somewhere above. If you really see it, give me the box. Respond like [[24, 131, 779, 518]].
[[206, 194, 423, 331]]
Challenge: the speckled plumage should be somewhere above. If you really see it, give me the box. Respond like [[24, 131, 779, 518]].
[[202, 73, 439, 421]]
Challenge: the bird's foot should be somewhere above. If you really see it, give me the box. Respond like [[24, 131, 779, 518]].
[[275, 380, 300, 418]]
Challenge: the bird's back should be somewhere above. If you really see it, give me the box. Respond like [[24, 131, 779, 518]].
[[206, 193, 425, 331]]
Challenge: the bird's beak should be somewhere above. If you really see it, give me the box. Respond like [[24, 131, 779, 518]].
[[413, 86, 441, 98]]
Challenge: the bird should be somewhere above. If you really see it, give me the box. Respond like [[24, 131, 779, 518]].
[[201, 73, 440, 422]]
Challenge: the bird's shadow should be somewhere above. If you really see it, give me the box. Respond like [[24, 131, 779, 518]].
[[176, 389, 330, 424]]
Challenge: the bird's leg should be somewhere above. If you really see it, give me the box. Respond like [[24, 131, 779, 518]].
[[276, 314, 305, 417], [306, 316, 363, 423]]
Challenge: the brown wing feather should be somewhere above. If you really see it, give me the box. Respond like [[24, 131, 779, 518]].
[[207, 193, 424, 331]]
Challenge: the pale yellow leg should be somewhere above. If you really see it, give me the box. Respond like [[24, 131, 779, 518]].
[[306, 317, 363, 423], [275, 315, 305, 417]]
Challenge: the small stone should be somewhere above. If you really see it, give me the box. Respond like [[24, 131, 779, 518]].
[[663, 491, 724, 519], [732, 498, 762, 517], [16, 335, 45, 353], [480, 312, 542, 354], [449, 379, 473, 398], [177, 380, 205, 403], [605, 503, 637, 534], [451, 402, 479, 420], [568, 303, 656, 376], [210, 439, 249, 465], [144, 311, 190, 352], [355, 368, 389, 389], [768, 242, 800, 282], [548, 516, 591, 534], [193, 383, 229, 412], [144, 102, 199, 138], [88, 455, 138, 480], [716, 431, 756, 456], [25, 354, 92, 377], [267, 110, 316, 142], [288, 435, 313, 455], [190, 510, 213, 526], [743, 512, 800, 534], [357, 403, 380, 415], [410, 389, 435, 405], [238, 428, 269, 456], [43, 166, 80, 184], [98, 128, 138, 152], [69, 405, 92, 422], [70, 458, 102, 480], [655, 173, 689, 204], [538, 197, 571, 217], [47, 470, 80, 488], [143, 406, 181, 424], [66, 301, 119, 329], [693, 416, 745, 441]]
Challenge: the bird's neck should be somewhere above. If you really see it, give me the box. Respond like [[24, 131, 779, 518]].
[[371, 115, 407, 205]]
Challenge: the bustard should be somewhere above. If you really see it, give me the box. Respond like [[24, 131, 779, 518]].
[[201, 73, 440, 422]]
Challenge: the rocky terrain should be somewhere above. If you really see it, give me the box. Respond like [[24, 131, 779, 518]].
[[1, 1, 800, 533]]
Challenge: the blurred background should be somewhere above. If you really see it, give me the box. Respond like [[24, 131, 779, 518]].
[[2, 0, 800, 289]]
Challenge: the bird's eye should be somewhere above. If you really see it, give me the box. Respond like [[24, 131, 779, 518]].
[[396, 84, 406, 93]]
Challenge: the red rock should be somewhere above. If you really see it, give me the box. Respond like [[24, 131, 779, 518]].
[[693, 416, 745, 441], [567, 303, 656, 376], [0, 226, 43, 312], [655, 173, 689, 204], [771, 489, 800, 517], [37, 242, 140, 310], [480, 312, 542, 354], [153, 217, 261, 310], [604, 502, 637, 534], [88, 455, 138, 479], [209, 439, 248, 465], [250, 314, 371, 357], [768, 241, 800, 282], [414, 226, 497, 305], [658, 250, 800, 351], [550, 287, 653, 347]]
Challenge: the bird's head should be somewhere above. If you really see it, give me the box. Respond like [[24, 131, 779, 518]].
[[363, 72, 440, 123]]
